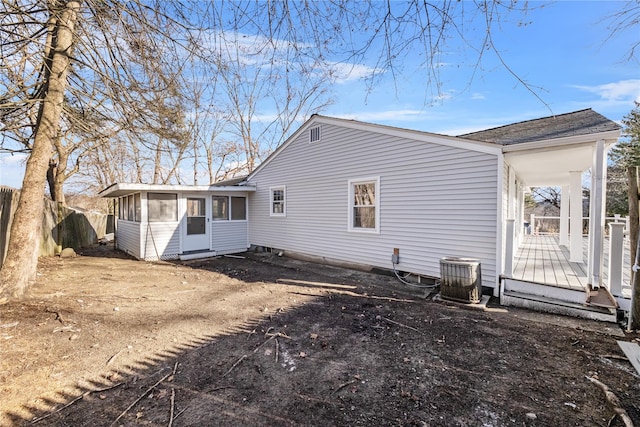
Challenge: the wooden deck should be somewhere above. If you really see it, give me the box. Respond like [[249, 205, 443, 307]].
[[512, 234, 631, 295]]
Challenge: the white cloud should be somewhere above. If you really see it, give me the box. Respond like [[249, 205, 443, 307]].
[[329, 62, 384, 84], [0, 153, 28, 166], [471, 92, 486, 100], [571, 79, 640, 103]]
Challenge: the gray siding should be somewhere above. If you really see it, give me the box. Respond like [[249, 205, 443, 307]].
[[248, 122, 500, 288], [116, 220, 140, 259], [212, 221, 249, 254], [142, 222, 180, 261]]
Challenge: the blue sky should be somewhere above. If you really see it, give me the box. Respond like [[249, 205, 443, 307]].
[[1, 0, 638, 190], [323, 1, 639, 134]]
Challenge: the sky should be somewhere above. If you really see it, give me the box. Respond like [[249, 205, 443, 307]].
[[1, 0, 638, 190]]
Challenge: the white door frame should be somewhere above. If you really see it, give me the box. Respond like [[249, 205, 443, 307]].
[[183, 194, 210, 252]]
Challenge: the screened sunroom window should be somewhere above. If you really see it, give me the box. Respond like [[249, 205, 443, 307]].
[[212, 196, 228, 220], [148, 193, 178, 222], [231, 197, 247, 220]]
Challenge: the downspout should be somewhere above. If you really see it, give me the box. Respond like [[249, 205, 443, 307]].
[[496, 152, 505, 298]]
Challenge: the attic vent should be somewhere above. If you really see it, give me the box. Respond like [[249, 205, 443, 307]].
[[309, 126, 321, 143]]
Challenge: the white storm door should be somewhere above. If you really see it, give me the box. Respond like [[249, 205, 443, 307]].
[[183, 196, 210, 251]]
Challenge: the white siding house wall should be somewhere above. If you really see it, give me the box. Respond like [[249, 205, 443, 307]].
[[248, 123, 500, 289], [141, 222, 180, 261], [116, 220, 140, 258], [212, 221, 248, 254]]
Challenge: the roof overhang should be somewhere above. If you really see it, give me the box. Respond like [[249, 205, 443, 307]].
[[99, 183, 256, 198], [503, 130, 620, 186]]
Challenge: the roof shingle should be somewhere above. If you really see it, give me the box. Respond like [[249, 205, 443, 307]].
[[459, 109, 620, 145]]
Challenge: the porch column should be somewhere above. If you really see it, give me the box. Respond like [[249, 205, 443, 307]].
[[569, 171, 583, 262], [587, 139, 607, 289], [559, 184, 569, 246]]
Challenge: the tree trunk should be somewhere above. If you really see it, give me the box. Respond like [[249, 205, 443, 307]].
[[0, 1, 81, 300], [628, 166, 640, 330]]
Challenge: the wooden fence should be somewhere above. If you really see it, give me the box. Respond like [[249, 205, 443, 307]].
[[0, 187, 110, 268]]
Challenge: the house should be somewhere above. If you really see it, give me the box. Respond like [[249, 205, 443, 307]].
[[101, 109, 626, 319]]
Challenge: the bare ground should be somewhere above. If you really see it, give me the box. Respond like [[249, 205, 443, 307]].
[[1, 245, 639, 427]]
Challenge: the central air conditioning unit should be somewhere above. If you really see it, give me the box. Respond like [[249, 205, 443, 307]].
[[439, 257, 482, 304]]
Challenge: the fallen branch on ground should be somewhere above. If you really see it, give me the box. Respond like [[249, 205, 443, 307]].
[[586, 376, 634, 427], [331, 379, 358, 395], [168, 388, 176, 427], [31, 382, 123, 424], [380, 317, 421, 333], [110, 363, 178, 427], [223, 355, 247, 377]]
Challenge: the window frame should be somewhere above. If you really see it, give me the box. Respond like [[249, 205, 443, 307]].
[[133, 193, 141, 222], [212, 195, 229, 221], [347, 177, 380, 234], [230, 196, 247, 221], [269, 186, 286, 217], [147, 192, 178, 223]]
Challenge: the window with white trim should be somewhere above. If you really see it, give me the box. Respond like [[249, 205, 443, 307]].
[[212, 196, 228, 220], [212, 196, 247, 221], [118, 194, 141, 222], [230, 196, 247, 220], [348, 177, 380, 233], [148, 193, 178, 222], [270, 186, 286, 217], [309, 125, 321, 143]]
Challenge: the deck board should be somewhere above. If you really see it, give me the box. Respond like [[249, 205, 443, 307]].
[[512, 234, 631, 293]]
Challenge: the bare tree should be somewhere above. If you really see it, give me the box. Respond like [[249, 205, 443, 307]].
[[0, 0, 81, 299]]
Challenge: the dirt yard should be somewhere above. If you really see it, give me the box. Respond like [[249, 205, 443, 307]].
[[1, 245, 639, 426]]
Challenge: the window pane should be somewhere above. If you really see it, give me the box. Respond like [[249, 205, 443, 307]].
[[187, 217, 206, 235], [118, 197, 125, 219], [134, 193, 141, 222], [354, 183, 375, 206], [212, 196, 228, 220], [127, 195, 134, 221], [353, 206, 376, 228], [148, 193, 178, 222], [187, 198, 205, 216], [231, 197, 246, 220]]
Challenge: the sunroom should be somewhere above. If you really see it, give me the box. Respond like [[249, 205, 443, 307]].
[[99, 183, 255, 261]]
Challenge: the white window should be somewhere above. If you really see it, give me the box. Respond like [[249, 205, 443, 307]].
[[231, 197, 247, 220], [213, 196, 247, 221], [270, 186, 286, 217], [309, 125, 321, 143], [212, 196, 229, 221], [148, 193, 178, 222], [348, 177, 380, 233]]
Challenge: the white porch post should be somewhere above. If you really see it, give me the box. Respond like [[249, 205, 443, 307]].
[[559, 184, 569, 246], [587, 139, 606, 289], [504, 219, 515, 278], [608, 222, 625, 296], [569, 171, 583, 262]]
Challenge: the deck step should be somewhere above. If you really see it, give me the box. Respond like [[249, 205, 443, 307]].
[[503, 278, 587, 304], [179, 251, 217, 261], [502, 290, 617, 323]]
